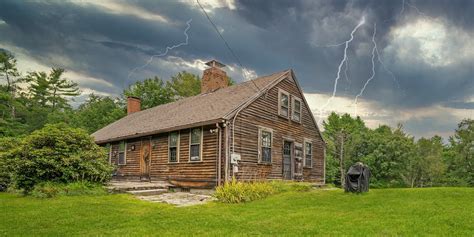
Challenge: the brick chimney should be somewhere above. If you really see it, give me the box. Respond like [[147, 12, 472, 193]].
[[201, 60, 229, 94], [127, 96, 141, 115]]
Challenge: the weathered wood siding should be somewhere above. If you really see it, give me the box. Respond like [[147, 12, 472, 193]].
[[232, 75, 325, 183], [109, 125, 218, 187]]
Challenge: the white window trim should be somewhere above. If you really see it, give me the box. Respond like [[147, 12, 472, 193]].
[[292, 96, 302, 123], [303, 138, 313, 168], [258, 126, 273, 164], [278, 88, 290, 119], [189, 126, 204, 162], [118, 141, 127, 165], [168, 131, 180, 163]]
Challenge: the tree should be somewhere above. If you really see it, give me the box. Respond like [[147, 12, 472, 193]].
[[323, 112, 367, 186], [0, 51, 19, 95], [166, 71, 201, 99], [24, 68, 79, 111], [72, 94, 126, 134], [47, 68, 80, 110], [123, 76, 173, 109], [0, 51, 20, 118], [408, 136, 446, 187], [444, 119, 473, 186]]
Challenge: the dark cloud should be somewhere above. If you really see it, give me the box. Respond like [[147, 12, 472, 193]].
[[0, 0, 472, 137]]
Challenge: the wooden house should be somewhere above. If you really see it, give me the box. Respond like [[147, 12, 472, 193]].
[[92, 60, 326, 188]]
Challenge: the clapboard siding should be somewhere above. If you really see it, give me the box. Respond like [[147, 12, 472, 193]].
[[104, 72, 325, 187], [233, 75, 325, 183]]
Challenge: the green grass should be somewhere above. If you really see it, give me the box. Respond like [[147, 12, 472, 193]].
[[1, 188, 473, 236]]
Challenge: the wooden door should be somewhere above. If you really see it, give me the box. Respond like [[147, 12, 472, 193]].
[[140, 138, 151, 179], [283, 141, 292, 180]]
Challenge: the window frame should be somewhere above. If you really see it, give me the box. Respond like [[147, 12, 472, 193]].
[[278, 89, 290, 118], [189, 127, 203, 162], [292, 96, 302, 123], [258, 126, 273, 164], [303, 139, 313, 168], [168, 131, 180, 163], [118, 141, 127, 165]]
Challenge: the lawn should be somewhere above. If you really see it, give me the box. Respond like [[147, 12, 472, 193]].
[[1, 187, 473, 236]]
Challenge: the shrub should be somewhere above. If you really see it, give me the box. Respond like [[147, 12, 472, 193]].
[[0, 137, 21, 191], [214, 178, 276, 203], [31, 181, 107, 198], [214, 179, 313, 203], [7, 123, 113, 193]]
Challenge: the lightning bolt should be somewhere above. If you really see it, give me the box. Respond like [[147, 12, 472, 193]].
[[318, 16, 365, 123], [127, 19, 192, 80], [354, 23, 377, 116]]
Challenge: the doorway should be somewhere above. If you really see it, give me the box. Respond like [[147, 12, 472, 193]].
[[140, 138, 151, 180], [283, 140, 293, 180]]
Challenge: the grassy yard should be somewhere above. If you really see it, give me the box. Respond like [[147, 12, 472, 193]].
[[0, 187, 473, 236]]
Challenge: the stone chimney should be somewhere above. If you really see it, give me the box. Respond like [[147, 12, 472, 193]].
[[201, 60, 229, 94], [127, 96, 141, 115]]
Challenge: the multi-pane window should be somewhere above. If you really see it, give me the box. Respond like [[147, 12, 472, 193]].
[[190, 127, 202, 161], [259, 129, 272, 163], [279, 90, 289, 118], [304, 141, 312, 168], [169, 132, 179, 162], [118, 141, 126, 165], [292, 97, 302, 122]]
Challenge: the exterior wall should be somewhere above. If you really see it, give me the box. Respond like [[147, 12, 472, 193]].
[[108, 125, 219, 188], [231, 76, 325, 183]]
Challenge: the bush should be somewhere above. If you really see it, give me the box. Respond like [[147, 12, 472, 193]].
[[214, 179, 313, 203], [6, 123, 113, 193], [214, 179, 276, 203], [31, 181, 107, 198], [0, 137, 21, 191]]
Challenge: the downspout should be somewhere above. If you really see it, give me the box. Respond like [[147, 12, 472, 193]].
[[216, 122, 222, 186], [224, 122, 229, 182]]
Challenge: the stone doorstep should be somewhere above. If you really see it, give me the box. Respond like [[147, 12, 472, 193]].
[[126, 189, 168, 196], [137, 192, 216, 207]]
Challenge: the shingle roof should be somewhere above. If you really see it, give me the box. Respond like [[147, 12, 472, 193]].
[[92, 70, 290, 143]]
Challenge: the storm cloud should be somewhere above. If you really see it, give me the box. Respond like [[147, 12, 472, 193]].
[[0, 0, 472, 138]]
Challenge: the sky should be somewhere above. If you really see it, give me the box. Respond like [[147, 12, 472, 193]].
[[0, 0, 472, 139]]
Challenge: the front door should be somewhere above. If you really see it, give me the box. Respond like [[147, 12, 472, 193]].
[[283, 141, 293, 180], [140, 138, 151, 180]]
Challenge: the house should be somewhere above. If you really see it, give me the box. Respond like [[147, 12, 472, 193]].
[[92, 60, 326, 188]]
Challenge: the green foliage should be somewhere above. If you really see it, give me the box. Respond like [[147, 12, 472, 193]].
[[72, 94, 125, 133], [214, 179, 276, 203], [23, 68, 80, 111], [5, 123, 113, 193], [0, 137, 21, 191], [123, 76, 174, 109], [31, 181, 107, 198], [444, 119, 473, 186], [214, 179, 312, 203], [166, 71, 201, 98]]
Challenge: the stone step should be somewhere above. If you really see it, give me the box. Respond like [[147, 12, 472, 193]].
[[126, 189, 168, 196]]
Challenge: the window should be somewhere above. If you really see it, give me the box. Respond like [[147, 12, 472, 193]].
[[118, 141, 126, 165], [292, 97, 302, 122], [169, 132, 179, 162], [278, 89, 289, 118], [259, 128, 273, 163], [190, 127, 202, 162], [304, 141, 312, 168]]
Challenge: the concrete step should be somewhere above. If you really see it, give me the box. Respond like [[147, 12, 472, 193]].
[[126, 189, 168, 196]]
